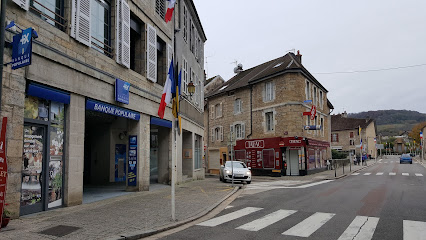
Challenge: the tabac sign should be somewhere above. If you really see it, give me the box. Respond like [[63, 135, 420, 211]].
[[0, 117, 8, 228], [245, 140, 264, 148]]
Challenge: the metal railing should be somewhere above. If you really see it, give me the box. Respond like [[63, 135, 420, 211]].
[[30, 0, 67, 31], [91, 36, 113, 58]]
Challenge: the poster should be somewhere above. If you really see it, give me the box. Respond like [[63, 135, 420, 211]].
[[127, 136, 137, 186], [0, 117, 8, 228], [24, 96, 49, 121], [115, 144, 126, 182], [21, 125, 44, 207]]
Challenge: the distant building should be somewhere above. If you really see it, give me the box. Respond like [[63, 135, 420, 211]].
[[331, 113, 377, 157], [204, 75, 225, 95], [204, 51, 333, 176]]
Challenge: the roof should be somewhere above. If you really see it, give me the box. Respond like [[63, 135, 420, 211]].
[[206, 52, 328, 99], [331, 114, 375, 132]]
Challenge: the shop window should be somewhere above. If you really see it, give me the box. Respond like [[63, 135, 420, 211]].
[[130, 15, 145, 74], [30, 0, 66, 31], [156, 37, 167, 86], [235, 150, 246, 161], [91, 0, 112, 57], [262, 149, 275, 168]]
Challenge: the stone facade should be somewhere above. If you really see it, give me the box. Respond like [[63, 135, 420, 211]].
[[2, 0, 205, 217]]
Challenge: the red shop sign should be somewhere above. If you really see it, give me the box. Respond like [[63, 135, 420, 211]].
[[0, 117, 8, 229]]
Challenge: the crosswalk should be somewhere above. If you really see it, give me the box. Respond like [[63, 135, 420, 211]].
[[197, 207, 426, 239], [351, 172, 424, 177]]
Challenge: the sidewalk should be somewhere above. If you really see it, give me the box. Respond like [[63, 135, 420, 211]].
[[1, 177, 237, 240]]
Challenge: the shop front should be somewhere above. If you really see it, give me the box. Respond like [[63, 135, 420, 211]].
[[234, 136, 330, 176]]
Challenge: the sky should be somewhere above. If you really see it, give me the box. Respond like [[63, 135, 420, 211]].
[[193, 0, 426, 114]]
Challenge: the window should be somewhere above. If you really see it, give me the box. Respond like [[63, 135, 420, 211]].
[[332, 133, 339, 142], [190, 21, 195, 53], [30, 0, 65, 31], [306, 81, 310, 100], [234, 99, 242, 114], [182, 57, 188, 94], [350, 140, 355, 145], [266, 112, 274, 131], [215, 103, 222, 118], [350, 132, 354, 138], [197, 37, 202, 62], [156, 37, 167, 86], [210, 105, 215, 119], [265, 81, 274, 102], [155, 0, 165, 19], [213, 126, 223, 142], [91, 0, 112, 57], [183, 5, 187, 42], [314, 87, 317, 105], [320, 91, 323, 108], [130, 16, 145, 74], [215, 127, 220, 141], [321, 118, 324, 136], [262, 149, 275, 168]]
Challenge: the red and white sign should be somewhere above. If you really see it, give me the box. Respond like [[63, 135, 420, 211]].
[[303, 105, 317, 121], [0, 117, 8, 229], [245, 140, 265, 148]]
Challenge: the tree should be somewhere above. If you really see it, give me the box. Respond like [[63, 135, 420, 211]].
[[408, 121, 426, 143]]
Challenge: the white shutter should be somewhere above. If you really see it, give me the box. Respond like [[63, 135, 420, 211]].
[[72, 0, 91, 46], [201, 80, 204, 111], [210, 105, 215, 119], [71, 0, 77, 38], [167, 43, 173, 70], [116, 0, 130, 68], [220, 126, 224, 141], [234, 100, 237, 114], [12, 0, 29, 11], [242, 123, 245, 139], [272, 81, 275, 100], [147, 24, 157, 82], [210, 128, 214, 142], [230, 125, 234, 136], [219, 102, 223, 117]]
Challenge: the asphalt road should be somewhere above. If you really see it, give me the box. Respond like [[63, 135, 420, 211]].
[[157, 156, 426, 240]]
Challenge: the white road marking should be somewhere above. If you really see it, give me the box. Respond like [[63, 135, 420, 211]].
[[236, 209, 297, 231], [282, 212, 335, 237], [402, 173, 409, 176], [403, 220, 426, 240], [376, 172, 384, 175], [352, 173, 360, 176], [415, 173, 423, 177], [364, 173, 371, 175], [197, 207, 262, 227], [225, 205, 234, 209], [338, 216, 379, 240], [389, 172, 396, 176], [247, 180, 333, 190]]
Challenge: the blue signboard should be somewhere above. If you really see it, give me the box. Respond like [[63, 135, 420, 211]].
[[304, 125, 322, 130], [128, 135, 138, 186], [86, 99, 140, 120], [115, 78, 130, 104], [12, 27, 33, 70]]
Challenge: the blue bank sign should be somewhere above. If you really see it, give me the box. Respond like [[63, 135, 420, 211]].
[[115, 78, 130, 104], [12, 27, 33, 70], [86, 99, 140, 120]]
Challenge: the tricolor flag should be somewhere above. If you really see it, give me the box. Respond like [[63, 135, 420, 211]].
[[172, 69, 182, 134], [158, 58, 174, 119], [165, 0, 176, 23]]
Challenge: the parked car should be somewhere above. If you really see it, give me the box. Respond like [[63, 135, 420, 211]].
[[400, 154, 413, 164], [219, 161, 252, 184]]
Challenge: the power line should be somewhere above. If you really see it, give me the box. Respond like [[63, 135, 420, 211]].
[[313, 63, 426, 75]]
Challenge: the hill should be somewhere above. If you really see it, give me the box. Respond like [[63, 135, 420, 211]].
[[348, 110, 426, 136]]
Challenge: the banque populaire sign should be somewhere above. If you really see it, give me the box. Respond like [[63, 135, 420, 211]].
[[86, 99, 140, 121]]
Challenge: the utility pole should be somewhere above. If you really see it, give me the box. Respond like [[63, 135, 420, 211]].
[[0, 0, 7, 113]]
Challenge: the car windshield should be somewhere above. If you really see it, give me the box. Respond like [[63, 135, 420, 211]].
[[225, 161, 246, 168], [401, 154, 410, 158]]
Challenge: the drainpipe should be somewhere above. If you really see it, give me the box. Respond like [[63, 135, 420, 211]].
[[247, 85, 253, 139], [0, 0, 8, 113]]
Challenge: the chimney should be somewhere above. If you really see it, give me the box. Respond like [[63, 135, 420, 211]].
[[341, 111, 348, 118], [296, 50, 302, 63]]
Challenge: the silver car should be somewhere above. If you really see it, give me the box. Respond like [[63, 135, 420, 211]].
[[219, 161, 252, 184]]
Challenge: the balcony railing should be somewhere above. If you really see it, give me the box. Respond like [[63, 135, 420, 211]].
[[91, 36, 113, 58], [30, 0, 66, 31]]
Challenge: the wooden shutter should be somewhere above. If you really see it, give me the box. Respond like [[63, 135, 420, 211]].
[[210, 105, 215, 119], [220, 126, 224, 141], [242, 123, 245, 139], [147, 24, 157, 82], [12, 0, 29, 11], [71, 0, 91, 46], [116, 0, 130, 68]]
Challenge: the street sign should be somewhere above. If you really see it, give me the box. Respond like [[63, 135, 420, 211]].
[[304, 125, 322, 130], [376, 144, 384, 149], [12, 28, 33, 70], [303, 100, 312, 104], [115, 78, 130, 104], [310, 105, 316, 121]]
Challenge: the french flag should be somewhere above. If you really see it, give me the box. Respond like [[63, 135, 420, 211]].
[[165, 0, 176, 23], [158, 58, 174, 119]]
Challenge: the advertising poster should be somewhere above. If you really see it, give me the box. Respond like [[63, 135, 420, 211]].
[[128, 136, 137, 186], [115, 144, 126, 182], [22, 125, 44, 207]]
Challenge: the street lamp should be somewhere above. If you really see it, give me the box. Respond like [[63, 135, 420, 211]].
[[187, 81, 195, 97]]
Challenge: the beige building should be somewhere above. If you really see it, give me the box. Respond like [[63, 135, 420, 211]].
[[2, 0, 205, 217], [331, 113, 377, 158], [205, 52, 334, 176]]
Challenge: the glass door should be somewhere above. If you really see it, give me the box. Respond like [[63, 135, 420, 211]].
[[21, 124, 47, 215]]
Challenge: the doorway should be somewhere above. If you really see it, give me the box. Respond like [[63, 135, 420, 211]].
[[287, 149, 300, 176]]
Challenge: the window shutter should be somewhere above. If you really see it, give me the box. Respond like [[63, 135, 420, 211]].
[[242, 123, 245, 139], [201, 81, 204, 111], [234, 100, 237, 114], [336, 134, 339, 142], [116, 0, 130, 68], [230, 124, 234, 136], [12, 0, 29, 11], [272, 81, 275, 100], [167, 43, 173, 71], [147, 24, 157, 82], [220, 126, 224, 141], [211, 128, 214, 142], [210, 105, 215, 119], [72, 0, 91, 46], [219, 102, 223, 117]]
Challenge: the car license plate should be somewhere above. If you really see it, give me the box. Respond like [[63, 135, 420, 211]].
[[235, 174, 244, 177]]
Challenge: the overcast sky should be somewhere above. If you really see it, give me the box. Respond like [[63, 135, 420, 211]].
[[193, 0, 426, 114]]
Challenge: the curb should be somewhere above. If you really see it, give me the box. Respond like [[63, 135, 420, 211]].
[[325, 161, 377, 180], [112, 186, 240, 240]]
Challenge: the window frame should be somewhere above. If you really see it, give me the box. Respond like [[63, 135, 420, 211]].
[[265, 81, 273, 102], [90, 0, 112, 57], [30, 0, 66, 31], [266, 111, 274, 131], [234, 98, 242, 114], [332, 133, 339, 142]]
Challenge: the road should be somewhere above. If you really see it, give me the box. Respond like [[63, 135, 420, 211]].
[[153, 156, 426, 240]]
